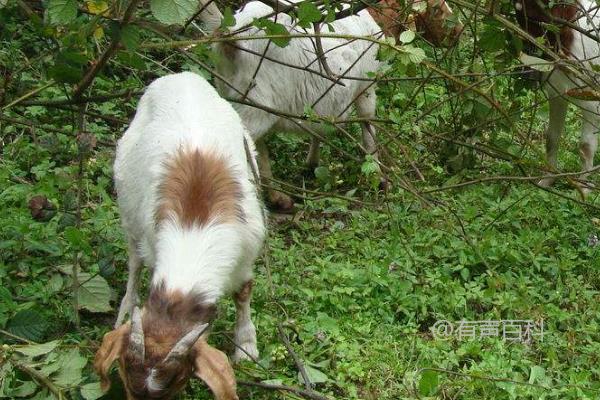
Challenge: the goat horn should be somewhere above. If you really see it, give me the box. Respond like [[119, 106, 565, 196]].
[[129, 306, 145, 362], [163, 322, 209, 363]]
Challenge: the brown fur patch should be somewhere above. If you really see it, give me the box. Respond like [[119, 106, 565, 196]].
[[367, 0, 408, 40], [234, 280, 253, 304], [94, 324, 130, 392], [515, 0, 578, 55], [156, 148, 244, 227], [368, 0, 462, 47]]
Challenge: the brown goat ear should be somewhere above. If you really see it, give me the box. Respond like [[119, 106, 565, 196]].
[[193, 340, 239, 400], [94, 323, 129, 391]]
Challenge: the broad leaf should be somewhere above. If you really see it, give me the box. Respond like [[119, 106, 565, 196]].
[[120, 26, 141, 50], [519, 53, 553, 72], [8, 381, 37, 397], [52, 348, 87, 386], [77, 272, 112, 313], [221, 7, 236, 29], [529, 365, 546, 384], [418, 370, 439, 396], [7, 309, 48, 342], [298, 364, 328, 385], [255, 19, 290, 48], [80, 382, 104, 400], [150, 0, 197, 25], [14, 340, 59, 358], [298, 1, 322, 27], [399, 30, 415, 44], [47, 0, 77, 24]]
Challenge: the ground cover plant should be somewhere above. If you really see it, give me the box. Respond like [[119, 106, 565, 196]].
[[1, 0, 600, 399]]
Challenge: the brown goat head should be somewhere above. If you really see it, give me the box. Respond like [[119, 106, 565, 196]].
[[94, 289, 238, 400]]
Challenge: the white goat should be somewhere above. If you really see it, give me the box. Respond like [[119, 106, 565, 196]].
[[515, 0, 600, 194], [94, 72, 265, 400], [199, 0, 383, 210]]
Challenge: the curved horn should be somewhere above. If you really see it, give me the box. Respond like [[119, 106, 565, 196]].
[[128, 306, 145, 363], [163, 322, 209, 363]]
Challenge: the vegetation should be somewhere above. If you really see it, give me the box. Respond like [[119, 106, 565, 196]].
[[1, 0, 599, 399]]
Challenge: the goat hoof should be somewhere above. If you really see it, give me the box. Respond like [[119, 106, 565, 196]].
[[578, 182, 595, 199], [232, 343, 259, 364], [538, 177, 556, 188], [379, 177, 391, 192], [268, 192, 294, 213], [302, 165, 315, 179], [305, 159, 319, 172]]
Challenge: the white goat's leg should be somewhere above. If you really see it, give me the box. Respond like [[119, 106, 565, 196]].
[[356, 88, 388, 190], [232, 280, 258, 363], [539, 95, 568, 187], [256, 139, 294, 211], [306, 137, 321, 169], [579, 108, 599, 197], [115, 239, 142, 328]]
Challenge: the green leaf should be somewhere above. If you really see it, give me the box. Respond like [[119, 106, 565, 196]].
[[221, 7, 236, 29], [479, 24, 505, 52], [361, 157, 380, 176], [14, 340, 59, 358], [52, 348, 87, 386], [47, 0, 77, 24], [150, 0, 197, 25], [77, 272, 112, 313], [297, 1, 322, 27], [7, 309, 48, 342], [80, 382, 104, 400], [519, 53, 553, 72], [255, 19, 290, 48], [116, 51, 147, 70], [398, 30, 415, 44], [314, 166, 330, 182], [64, 226, 85, 248], [120, 25, 140, 50], [48, 63, 82, 84], [529, 365, 545, 384], [298, 364, 328, 385], [403, 45, 426, 65], [418, 370, 439, 396], [8, 380, 37, 397]]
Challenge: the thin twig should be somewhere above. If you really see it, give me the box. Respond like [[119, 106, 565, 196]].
[[277, 324, 313, 391], [422, 166, 600, 194], [238, 380, 330, 400], [2, 80, 55, 110], [312, 22, 342, 84], [10, 358, 63, 398], [20, 89, 141, 107], [0, 329, 35, 344]]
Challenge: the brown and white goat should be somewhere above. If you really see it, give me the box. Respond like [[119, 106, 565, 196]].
[[94, 72, 265, 399], [515, 0, 599, 194]]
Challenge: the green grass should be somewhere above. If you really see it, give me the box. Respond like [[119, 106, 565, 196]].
[[2, 84, 600, 400]]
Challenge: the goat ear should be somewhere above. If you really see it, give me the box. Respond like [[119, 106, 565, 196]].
[[193, 340, 239, 400], [94, 324, 129, 391]]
